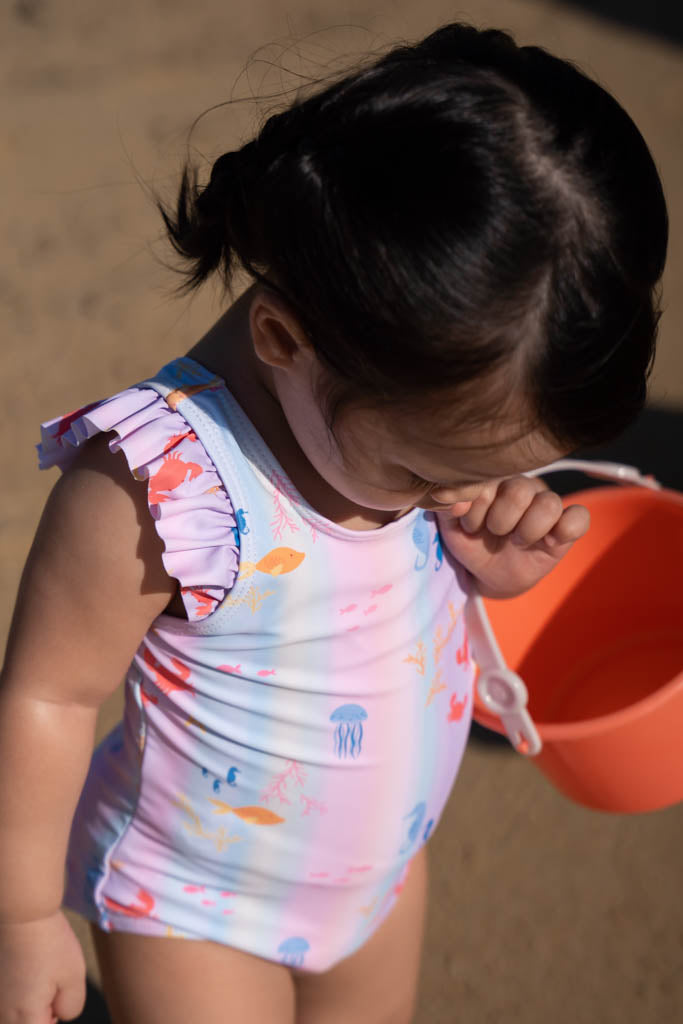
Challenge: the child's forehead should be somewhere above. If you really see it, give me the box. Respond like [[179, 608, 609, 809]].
[[350, 403, 562, 476]]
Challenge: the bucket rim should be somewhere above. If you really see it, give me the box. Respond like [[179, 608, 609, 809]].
[[473, 666, 683, 741]]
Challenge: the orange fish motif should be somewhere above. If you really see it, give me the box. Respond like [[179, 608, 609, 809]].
[[103, 888, 155, 918], [148, 452, 203, 504], [239, 547, 305, 580], [164, 379, 223, 411], [143, 648, 195, 698], [208, 800, 285, 825]]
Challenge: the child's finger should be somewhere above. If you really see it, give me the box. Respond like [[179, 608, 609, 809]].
[[454, 482, 501, 533], [482, 476, 552, 537], [546, 503, 591, 546], [506, 489, 566, 546]]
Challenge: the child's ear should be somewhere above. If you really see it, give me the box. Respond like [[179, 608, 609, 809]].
[[248, 286, 313, 370]]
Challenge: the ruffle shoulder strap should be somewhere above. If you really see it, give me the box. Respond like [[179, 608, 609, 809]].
[[37, 385, 239, 621]]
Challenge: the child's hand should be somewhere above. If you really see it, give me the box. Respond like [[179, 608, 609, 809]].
[[0, 910, 86, 1023], [435, 476, 590, 599]]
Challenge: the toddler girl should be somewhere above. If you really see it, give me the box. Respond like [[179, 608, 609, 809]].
[[0, 21, 667, 1024]]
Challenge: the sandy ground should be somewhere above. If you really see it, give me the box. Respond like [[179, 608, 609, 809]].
[[1, 1, 682, 1021]]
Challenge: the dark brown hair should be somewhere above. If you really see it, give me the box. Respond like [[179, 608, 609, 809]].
[[156, 22, 668, 451]]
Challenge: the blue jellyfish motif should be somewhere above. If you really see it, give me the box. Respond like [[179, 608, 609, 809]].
[[236, 508, 250, 535], [330, 704, 368, 759], [278, 936, 310, 967], [433, 532, 444, 571], [423, 818, 435, 843], [399, 801, 427, 853], [227, 766, 240, 787], [411, 518, 430, 570]]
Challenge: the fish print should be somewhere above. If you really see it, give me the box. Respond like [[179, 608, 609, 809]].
[[339, 604, 357, 615], [370, 585, 393, 597], [238, 547, 305, 580], [208, 800, 285, 825]]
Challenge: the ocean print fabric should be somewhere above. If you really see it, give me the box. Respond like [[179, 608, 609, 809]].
[[38, 356, 475, 972]]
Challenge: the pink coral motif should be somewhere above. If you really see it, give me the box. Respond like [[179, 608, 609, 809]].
[[148, 451, 203, 504]]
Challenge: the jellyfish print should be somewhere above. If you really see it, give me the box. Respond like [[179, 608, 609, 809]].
[[278, 936, 310, 967], [330, 704, 368, 759]]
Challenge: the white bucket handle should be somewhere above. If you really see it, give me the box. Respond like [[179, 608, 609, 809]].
[[465, 459, 661, 756]]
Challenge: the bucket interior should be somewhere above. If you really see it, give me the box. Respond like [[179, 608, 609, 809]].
[[483, 491, 683, 726]]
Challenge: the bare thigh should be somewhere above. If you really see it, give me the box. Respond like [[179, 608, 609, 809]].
[[90, 924, 296, 1024], [292, 844, 429, 1024]]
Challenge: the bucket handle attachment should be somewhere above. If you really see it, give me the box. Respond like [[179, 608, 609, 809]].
[[465, 458, 661, 756]]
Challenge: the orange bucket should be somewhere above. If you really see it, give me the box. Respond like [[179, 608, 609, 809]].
[[467, 460, 683, 814]]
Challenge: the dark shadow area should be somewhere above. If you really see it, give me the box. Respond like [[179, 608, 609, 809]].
[[71, 978, 111, 1024], [469, 403, 683, 748], [561, 0, 683, 46]]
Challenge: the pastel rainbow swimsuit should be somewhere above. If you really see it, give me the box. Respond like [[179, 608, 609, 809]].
[[38, 356, 475, 972]]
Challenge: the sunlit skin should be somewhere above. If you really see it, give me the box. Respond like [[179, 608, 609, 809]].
[[188, 284, 591, 600]]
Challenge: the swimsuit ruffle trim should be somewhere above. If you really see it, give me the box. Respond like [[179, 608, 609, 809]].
[[36, 386, 239, 621]]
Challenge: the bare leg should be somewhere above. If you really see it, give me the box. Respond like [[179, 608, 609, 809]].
[[293, 844, 429, 1024], [90, 925, 297, 1024]]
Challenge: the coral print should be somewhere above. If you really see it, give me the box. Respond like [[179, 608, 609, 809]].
[[270, 470, 318, 543], [260, 760, 327, 817], [403, 601, 468, 713], [171, 794, 243, 853]]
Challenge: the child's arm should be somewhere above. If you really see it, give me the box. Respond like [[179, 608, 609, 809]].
[[435, 475, 590, 599], [0, 433, 175, 1019]]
